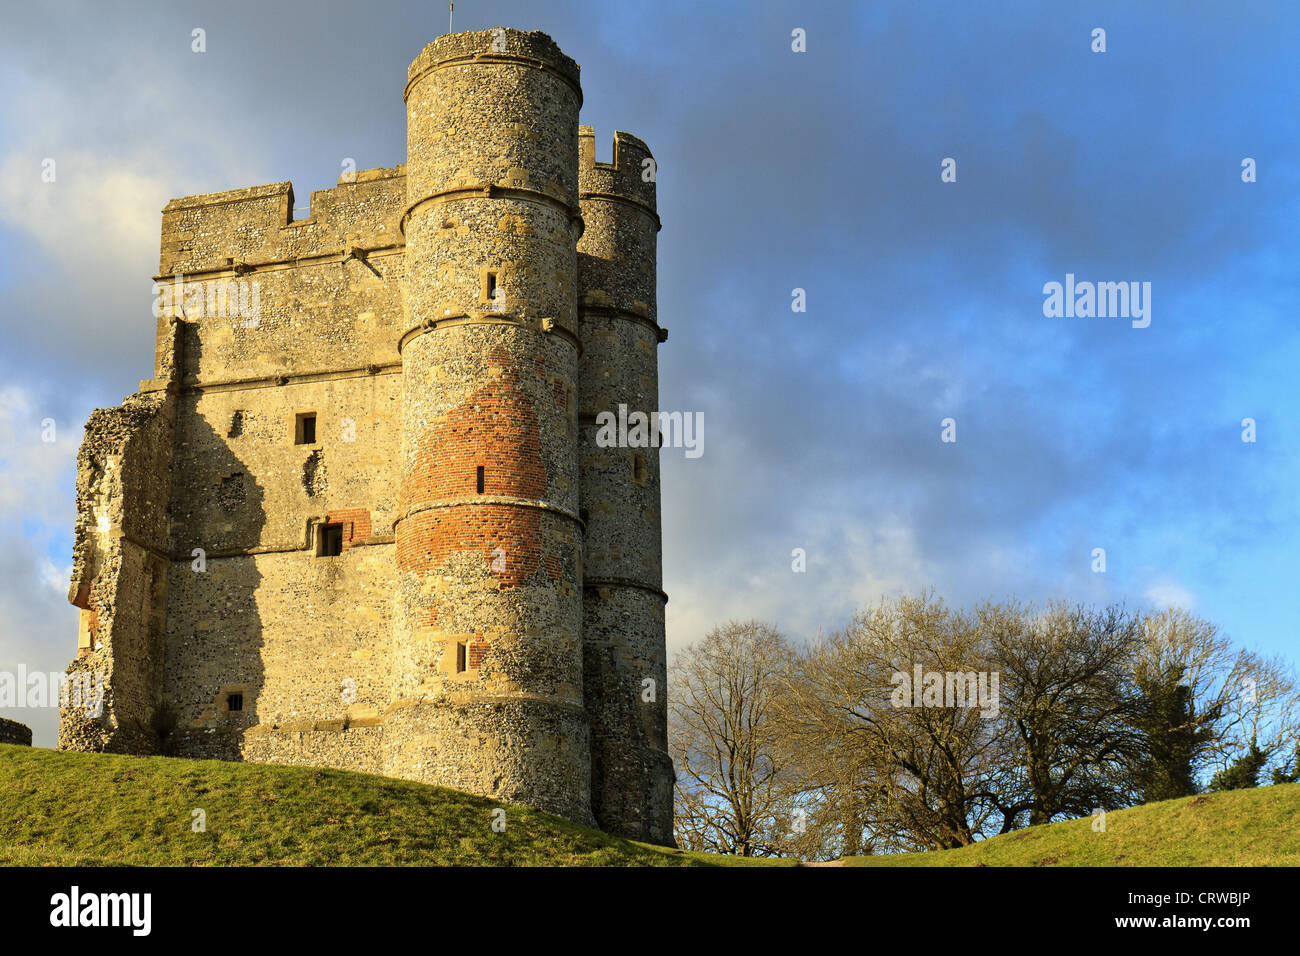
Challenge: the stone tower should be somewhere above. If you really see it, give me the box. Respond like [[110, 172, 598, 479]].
[[576, 127, 674, 842], [390, 31, 591, 825], [57, 27, 674, 845]]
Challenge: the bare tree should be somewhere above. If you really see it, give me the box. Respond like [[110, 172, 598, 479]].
[[669, 621, 794, 856], [670, 600, 1298, 860], [779, 592, 1005, 852], [987, 602, 1145, 827]]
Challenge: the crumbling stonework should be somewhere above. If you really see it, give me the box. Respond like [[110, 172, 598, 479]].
[[0, 718, 32, 747], [59, 27, 674, 845]]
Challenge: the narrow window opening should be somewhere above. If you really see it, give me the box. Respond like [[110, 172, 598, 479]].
[[296, 412, 317, 445], [227, 693, 243, 712], [318, 523, 344, 556], [456, 642, 467, 674], [476, 465, 485, 494], [485, 271, 498, 301], [632, 453, 647, 484]]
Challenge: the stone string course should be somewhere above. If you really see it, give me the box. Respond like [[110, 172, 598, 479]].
[[57, 27, 674, 846]]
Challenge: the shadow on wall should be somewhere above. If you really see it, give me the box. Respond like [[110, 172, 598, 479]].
[[160, 320, 267, 759]]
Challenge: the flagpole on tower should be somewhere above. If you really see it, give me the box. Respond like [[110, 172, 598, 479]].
[[449, 2, 453, 33]]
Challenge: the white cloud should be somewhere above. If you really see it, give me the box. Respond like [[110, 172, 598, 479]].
[[1144, 580, 1197, 610], [0, 384, 79, 524], [0, 383, 81, 747], [0, 57, 269, 377], [664, 508, 933, 656], [0, 149, 166, 271]]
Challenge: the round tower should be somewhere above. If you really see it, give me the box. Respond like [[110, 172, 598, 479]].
[[577, 127, 676, 844], [388, 28, 592, 825]]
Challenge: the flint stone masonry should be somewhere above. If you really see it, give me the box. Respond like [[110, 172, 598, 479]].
[[0, 718, 33, 746], [58, 27, 674, 846]]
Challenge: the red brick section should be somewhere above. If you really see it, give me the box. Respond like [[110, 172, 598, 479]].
[[399, 348, 547, 507], [468, 635, 487, 670], [398, 506, 548, 590], [327, 508, 372, 551], [397, 347, 568, 600]]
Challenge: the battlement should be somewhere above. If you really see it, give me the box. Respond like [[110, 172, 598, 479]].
[[158, 169, 407, 277], [406, 28, 581, 102], [579, 127, 656, 215]]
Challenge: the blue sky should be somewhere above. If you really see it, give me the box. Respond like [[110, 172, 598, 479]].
[[1, 0, 1297, 746]]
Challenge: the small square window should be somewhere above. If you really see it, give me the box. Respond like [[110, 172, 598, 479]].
[[318, 523, 344, 556], [295, 412, 317, 445], [227, 693, 243, 712]]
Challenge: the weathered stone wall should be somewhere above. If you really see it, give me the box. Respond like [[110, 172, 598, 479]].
[[576, 128, 673, 843], [60, 335, 178, 755], [0, 718, 33, 747], [158, 169, 406, 385], [59, 26, 675, 844], [151, 166, 406, 764], [166, 375, 401, 556]]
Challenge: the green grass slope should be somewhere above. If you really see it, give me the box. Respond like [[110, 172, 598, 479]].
[[4, 745, 1295, 866], [845, 782, 1300, 866], [0, 745, 790, 867]]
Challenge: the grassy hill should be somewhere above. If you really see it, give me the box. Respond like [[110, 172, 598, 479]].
[[845, 782, 1300, 867], [0, 745, 783, 867], [2, 744, 1295, 866]]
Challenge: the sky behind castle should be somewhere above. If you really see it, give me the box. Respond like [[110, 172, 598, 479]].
[[1, 0, 1298, 745]]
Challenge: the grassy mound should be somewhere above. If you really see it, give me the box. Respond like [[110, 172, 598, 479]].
[[844, 782, 1300, 866], [0, 745, 785, 866], [5, 745, 1293, 866]]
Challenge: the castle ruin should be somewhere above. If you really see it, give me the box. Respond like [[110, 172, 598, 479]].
[[58, 28, 674, 845]]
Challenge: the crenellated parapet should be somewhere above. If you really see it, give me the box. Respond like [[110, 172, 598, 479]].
[[577, 128, 660, 334], [579, 129, 657, 220], [152, 169, 408, 386], [158, 167, 407, 279]]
